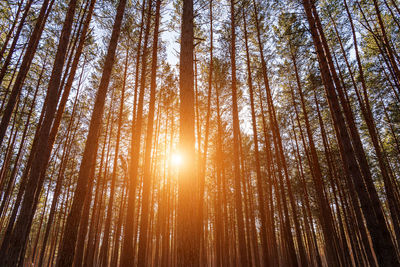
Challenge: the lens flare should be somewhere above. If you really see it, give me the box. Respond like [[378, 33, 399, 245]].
[[171, 153, 183, 166]]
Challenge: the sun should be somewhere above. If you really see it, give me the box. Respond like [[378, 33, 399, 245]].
[[171, 153, 183, 167]]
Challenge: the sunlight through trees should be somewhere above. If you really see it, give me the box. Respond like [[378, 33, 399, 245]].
[[0, 0, 400, 266]]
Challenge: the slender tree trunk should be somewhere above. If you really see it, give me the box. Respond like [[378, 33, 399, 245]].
[[99, 49, 128, 267], [176, 0, 199, 265], [56, 0, 127, 265], [372, 0, 400, 84], [252, 1, 304, 265], [243, 10, 270, 266], [0, 0, 23, 63], [197, 0, 214, 261], [121, 0, 153, 264], [0, 0, 54, 147], [0, 0, 78, 264], [0, 0, 33, 85], [110, 179, 128, 267], [302, 1, 399, 265], [291, 51, 342, 266], [256, 82, 279, 265], [37, 71, 84, 267], [137, 1, 162, 266], [0, 55, 44, 217], [341, 0, 400, 249]]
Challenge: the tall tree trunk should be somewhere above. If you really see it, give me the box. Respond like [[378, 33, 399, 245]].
[[37, 67, 84, 267], [137, 1, 162, 266], [176, 0, 199, 265], [0, 55, 44, 218], [0, 0, 54, 147], [252, 1, 303, 265], [372, 0, 400, 84], [121, 0, 152, 264], [341, 0, 400, 249], [0, 0, 78, 264], [0, 0, 33, 85], [55, 0, 127, 265], [290, 51, 342, 266], [242, 10, 270, 266], [0, 0, 23, 63], [229, 0, 248, 266], [99, 49, 129, 267], [302, 0, 399, 265]]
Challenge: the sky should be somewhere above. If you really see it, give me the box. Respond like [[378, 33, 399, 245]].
[[160, 1, 180, 67]]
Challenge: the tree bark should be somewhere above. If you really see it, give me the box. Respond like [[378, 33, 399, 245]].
[[137, 1, 162, 266], [0, 0, 54, 147], [56, 0, 127, 265], [229, 0, 248, 266], [302, 0, 399, 265]]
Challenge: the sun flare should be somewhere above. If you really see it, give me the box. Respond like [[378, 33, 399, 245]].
[[171, 153, 183, 167]]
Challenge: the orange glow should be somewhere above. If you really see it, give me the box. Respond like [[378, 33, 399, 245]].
[[171, 153, 183, 167]]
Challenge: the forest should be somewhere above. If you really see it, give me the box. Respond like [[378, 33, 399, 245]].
[[0, 0, 400, 266]]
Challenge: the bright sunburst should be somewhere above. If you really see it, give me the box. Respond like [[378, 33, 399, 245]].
[[171, 153, 183, 167]]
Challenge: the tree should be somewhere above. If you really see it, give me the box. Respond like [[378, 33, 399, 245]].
[[56, 0, 128, 265]]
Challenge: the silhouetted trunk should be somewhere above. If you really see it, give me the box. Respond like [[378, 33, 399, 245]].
[[0, 1, 23, 63], [229, 0, 248, 266], [0, 0, 33, 85], [341, 0, 400, 249], [100, 48, 128, 267], [0, 0, 78, 264], [0, 0, 54, 147], [243, 10, 270, 266], [290, 51, 341, 266], [372, 0, 400, 84], [37, 69, 84, 267], [56, 0, 127, 265], [0, 56, 44, 218], [302, 0, 399, 265], [252, 0, 302, 265], [137, 1, 161, 266], [121, 0, 152, 264], [176, 0, 199, 265]]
